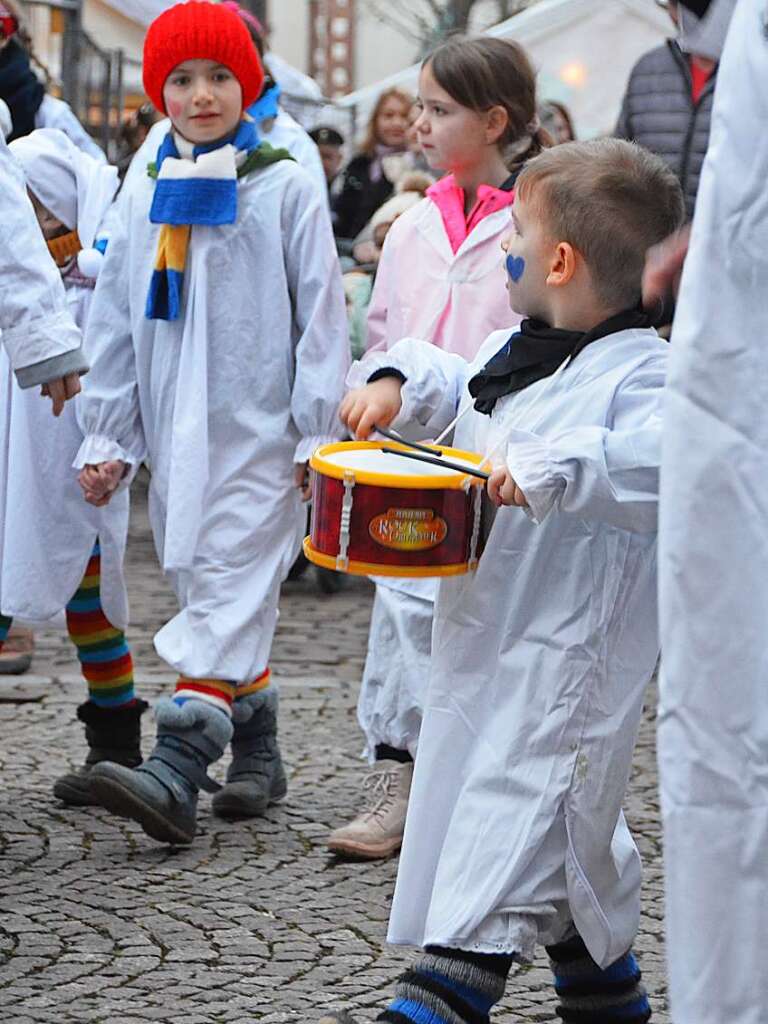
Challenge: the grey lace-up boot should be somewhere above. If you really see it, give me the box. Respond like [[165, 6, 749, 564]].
[[53, 699, 149, 806], [212, 686, 287, 819], [327, 759, 413, 859], [90, 697, 232, 845]]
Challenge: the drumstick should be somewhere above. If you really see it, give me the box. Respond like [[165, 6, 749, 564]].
[[432, 402, 473, 446], [380, 445, 490, 481], [374, 424, 444, 457]]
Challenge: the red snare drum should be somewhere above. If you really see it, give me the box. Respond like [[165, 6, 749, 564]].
[[304, 441, 487, 577]]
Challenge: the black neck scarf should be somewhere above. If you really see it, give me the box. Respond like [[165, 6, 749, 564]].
[[0, 39, 45, 142], [468, 308, 652, 416]]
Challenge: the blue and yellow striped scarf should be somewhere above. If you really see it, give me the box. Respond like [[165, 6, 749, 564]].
[[145, 119, 260, 321]]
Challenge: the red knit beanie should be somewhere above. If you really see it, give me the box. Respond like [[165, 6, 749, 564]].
[[143, 1, 264, 114]]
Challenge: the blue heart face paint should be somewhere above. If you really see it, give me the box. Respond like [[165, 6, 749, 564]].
[[506, 254, 525, 283]]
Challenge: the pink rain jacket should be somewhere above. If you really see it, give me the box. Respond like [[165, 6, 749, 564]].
[[366, 176, 520, 359]]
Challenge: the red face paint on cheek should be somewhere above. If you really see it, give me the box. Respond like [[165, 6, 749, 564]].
[[166, 99, 183, 120]]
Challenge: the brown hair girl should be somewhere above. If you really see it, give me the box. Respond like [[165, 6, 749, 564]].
[[425, 35, 548, 170]]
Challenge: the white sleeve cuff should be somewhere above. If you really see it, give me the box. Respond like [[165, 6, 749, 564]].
[[73, 434, 136, 471], [345, 353, 409, 391], [294, 434, 340, 463], [505, 429, 565, 525], [4, 310, 83, 373]]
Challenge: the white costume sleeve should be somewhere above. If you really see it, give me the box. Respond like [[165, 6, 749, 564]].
[[507, 360, 665, 532], [35, 95, 106, 163], [73, 207, 146, 471], [283, 170, 351, 463], [347, 337, 472, 438], [0, 136, 86, 386]]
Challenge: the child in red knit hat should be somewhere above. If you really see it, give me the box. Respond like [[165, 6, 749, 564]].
[[75, 0, 350, 846]]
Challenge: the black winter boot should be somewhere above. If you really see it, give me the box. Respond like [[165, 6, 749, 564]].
[[90, 697, 232, 845], [53, 699, 149, 806], [212, 687, 287, 819]]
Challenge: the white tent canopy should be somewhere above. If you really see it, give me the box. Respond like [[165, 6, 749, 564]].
[[338, 0, 672, 140]]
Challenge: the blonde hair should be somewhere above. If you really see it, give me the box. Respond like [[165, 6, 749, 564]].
[[517, 138, 685, 309], [360, 86, 414, 158]]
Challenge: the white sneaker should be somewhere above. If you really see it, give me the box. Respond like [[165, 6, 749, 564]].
[[327, 759, 413, 860]]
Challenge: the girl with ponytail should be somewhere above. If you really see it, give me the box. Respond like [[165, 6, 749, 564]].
[[328, 35, 548, 862]]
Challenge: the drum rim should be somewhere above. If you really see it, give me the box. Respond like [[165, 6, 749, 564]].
[[303, 537, 476, 577], [310, 441, 485, 490]]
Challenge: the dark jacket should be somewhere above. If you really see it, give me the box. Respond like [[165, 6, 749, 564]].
[[615, 40, 718, 218], [331, 153, 395, 240]]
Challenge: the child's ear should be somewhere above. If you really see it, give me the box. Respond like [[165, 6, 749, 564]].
[[485, 105, 509, 146], [546, 241, 577, 288]]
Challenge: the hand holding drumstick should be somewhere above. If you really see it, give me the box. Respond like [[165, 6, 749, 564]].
[[340, 377, 527, 508], [339, 377, 403, 440], [486, 466, 528, 508]]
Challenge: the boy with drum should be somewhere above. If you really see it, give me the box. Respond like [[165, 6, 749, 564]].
[[74, 0, 349, 846], [329, 138, 683, 1024]]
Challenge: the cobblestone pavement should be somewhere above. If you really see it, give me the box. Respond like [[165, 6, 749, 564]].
[[0, 477, 669, 1023]]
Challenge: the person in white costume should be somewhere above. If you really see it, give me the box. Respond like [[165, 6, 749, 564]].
[[0, 131, 87, 675], [0, 134, 86, 397], [328, 36, 540, 862], [0, 128, 149, 798], [321, 139, 684, 1024], [122, 5, 326, 202], [78, 1, 349, 847], [652, 2, 767, 1023]]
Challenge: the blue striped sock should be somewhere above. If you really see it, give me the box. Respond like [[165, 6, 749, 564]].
[[377, 947, 512, 1024], [547, 934, 651, 1023]]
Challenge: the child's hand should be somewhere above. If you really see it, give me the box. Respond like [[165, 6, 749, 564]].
[[487, 466, 528, 508], [79, 460, 126, 507], [41, 372, 81, 417], [339, 377, 403, 440], [294, 461, 312, 502]]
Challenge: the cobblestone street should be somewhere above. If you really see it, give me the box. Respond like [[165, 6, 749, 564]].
[[0, 478, 669, 1023]]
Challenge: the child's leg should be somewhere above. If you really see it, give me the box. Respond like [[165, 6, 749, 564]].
[[328, 584, 430, 860], [89, 676, 234, 845], [374, 946, 513, 1024], [320, 947, 512, 1024], [546, 933, 651, 1023], [54, 542, 149, 805], [211, 669, 287, 820], [65, 542, 136, 709]]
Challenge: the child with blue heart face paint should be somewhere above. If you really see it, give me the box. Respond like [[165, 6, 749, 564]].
[[506, 253, 525, 282], [333, 136, 685, 1024]]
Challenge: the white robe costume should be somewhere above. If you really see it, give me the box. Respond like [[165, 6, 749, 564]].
[[0, 135, 84, 383], [75, 146, 349, 682], [0, 131, 124, 624], [349, 325, 665, 967], [35, 95, 106, 164], [658, 1, 768, 1021]]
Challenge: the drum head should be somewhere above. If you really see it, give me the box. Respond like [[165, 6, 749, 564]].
[[311, 441, 483, 489]]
